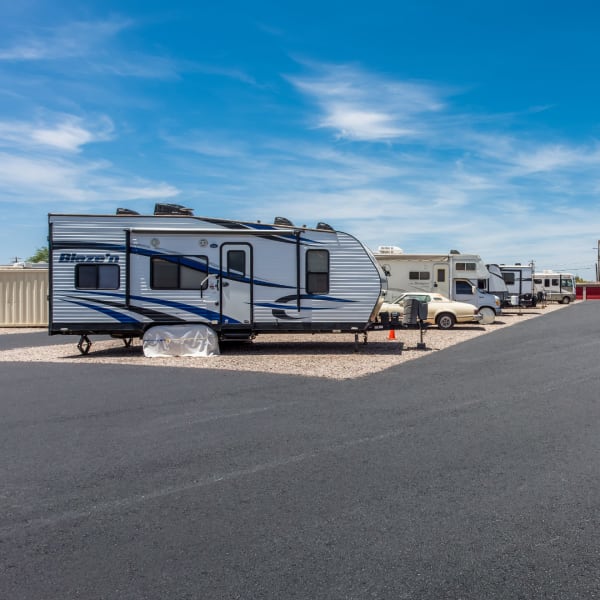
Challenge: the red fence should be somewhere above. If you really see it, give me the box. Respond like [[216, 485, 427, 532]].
[[576, 284, 600, 300]]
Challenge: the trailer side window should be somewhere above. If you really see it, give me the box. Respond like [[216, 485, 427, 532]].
[[151, 256, 209, 290], [76, 264, 120, 289], [503, 273, 516, 285], [409, 271, 430, 281], [306, 250, 329, 294], [436, 269, 445, 283]]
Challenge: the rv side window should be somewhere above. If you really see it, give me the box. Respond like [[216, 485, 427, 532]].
[[436, 269, 445, 283], [456, 263, 476, 271], [151, 256, 209, 290], [76, 264, 120, 289], [552, 279, 559, 286], [534, 278, 542, 285], [306, 249, 329, 294], [503, 273, 516, 285], [409, 271, 430, 281], [227, 250, 246, 277]]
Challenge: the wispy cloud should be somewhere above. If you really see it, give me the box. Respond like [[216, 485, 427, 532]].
[[0, 17, 184, 81], [0, 152, 179, 204], [287, 63, 446, 141], [0, 114, 114, 152], [163, 132, 249, 158], [0, 18, 131, 61]]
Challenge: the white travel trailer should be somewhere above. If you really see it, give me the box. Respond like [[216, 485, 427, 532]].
[[373, 248, 501, 324], [49, 206, 387, 352], [533, 271, 576, 304], [495, 263, 537, 307]]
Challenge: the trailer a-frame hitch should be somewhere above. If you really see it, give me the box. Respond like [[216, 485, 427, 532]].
[[77, 334, 92, 355]]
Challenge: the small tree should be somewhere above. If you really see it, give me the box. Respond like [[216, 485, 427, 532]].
[[28, 246, 49, 263]]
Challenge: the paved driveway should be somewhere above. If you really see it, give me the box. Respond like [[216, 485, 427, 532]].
[[1, 302, 599, 599]]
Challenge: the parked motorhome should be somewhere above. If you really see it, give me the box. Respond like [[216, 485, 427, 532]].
[[533, 271, 576, 304], [49, 205, 387, 351], [373, 247, 501, 324]]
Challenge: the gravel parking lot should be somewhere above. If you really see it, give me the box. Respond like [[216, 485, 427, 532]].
[[0, 302, 572, 379]]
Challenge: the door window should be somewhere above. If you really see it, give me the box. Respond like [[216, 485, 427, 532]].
[[227, 250, 246, 278]]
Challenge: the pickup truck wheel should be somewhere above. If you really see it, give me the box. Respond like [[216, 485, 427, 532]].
[[436, 313, 455, 330], [478, 306, 496, 324]]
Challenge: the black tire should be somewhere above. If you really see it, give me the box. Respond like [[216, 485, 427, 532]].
[[436, 312, 456, 330]]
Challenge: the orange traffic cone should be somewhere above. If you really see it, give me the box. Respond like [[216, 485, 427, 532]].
[[388, 327, 396, 340]]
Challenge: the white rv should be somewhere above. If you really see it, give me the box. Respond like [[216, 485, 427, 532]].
[[374, 248, 501, 324], [49, 206, 387, 351], [495, 263, 537, 307], [533, 271, 576, 304]]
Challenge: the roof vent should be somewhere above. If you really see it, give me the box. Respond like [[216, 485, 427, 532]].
[[274, 216, 294, 226], [449, 249, 461, 254], [116, 208, 140, 215], [316, 222, 335, 231], [377, 245, 403, 255], [154, 203, 194, 216]]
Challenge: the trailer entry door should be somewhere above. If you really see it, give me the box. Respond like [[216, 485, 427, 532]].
[[220, 243, 252, 325], [433, 263, 449, 297]]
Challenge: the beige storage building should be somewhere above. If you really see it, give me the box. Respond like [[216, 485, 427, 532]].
[[0, 265, 48, 327]]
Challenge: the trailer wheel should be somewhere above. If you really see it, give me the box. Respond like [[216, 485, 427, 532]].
[[478, 306, 496, 324], [436, 313, 455, 330]]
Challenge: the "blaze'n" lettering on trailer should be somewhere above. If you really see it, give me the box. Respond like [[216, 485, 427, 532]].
[[58, 253, 120, 263]]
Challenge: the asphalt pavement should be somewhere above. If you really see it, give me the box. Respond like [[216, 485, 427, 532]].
[[0, 329, 73, 351], [1, 302, 599, 599]]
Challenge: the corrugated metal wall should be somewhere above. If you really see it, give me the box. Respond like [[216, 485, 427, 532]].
[[0, 268, 48, 326]]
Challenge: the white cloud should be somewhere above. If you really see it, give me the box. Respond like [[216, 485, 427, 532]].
[[288, 63, 446, 141], [0, 114, 114, 153], [0, 17, 185, 81], [0, 152, 179, 204], [0, 18, 131, 61]]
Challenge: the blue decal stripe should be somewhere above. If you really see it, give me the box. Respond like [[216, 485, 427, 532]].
[[303, 295, 355, 303], [64, 299, 140, 323], [63, 291, 238, 323], [53, 242, 126, 252], [255, 302, 336, 312]]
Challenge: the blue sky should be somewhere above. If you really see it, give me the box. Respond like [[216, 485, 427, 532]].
[[2, 1, 600, 278]]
